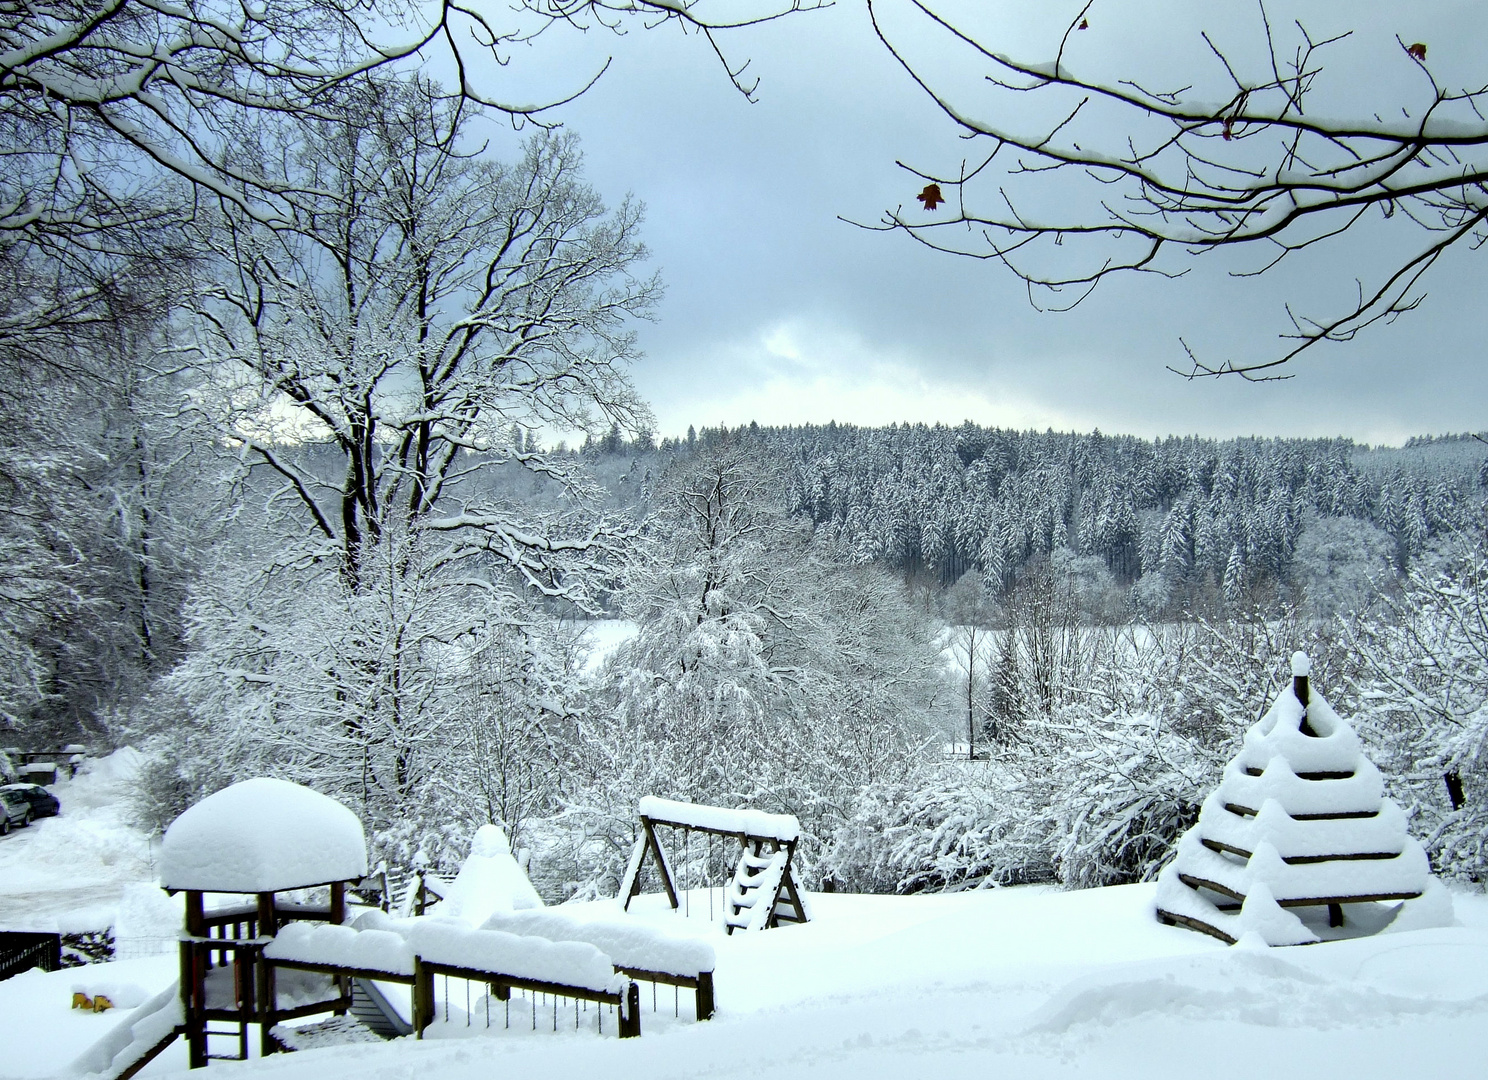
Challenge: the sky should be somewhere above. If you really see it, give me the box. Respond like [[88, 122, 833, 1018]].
[[465, 1, 1488, 445]]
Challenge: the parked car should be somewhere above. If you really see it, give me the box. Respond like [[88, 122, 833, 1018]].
[[1, 783, 60, 819], [0, 789, 30, 834]]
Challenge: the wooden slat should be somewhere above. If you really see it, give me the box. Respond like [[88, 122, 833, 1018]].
[[1177, 873, 1245, 902], [266, 958, 416, 984], [1224, 802, 1378, 821], [1200, 837, 1406, 864], [1155, 907, 1237, 945]]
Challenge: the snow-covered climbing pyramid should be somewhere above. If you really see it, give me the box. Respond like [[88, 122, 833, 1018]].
[[1156, 651, 1448, 945]]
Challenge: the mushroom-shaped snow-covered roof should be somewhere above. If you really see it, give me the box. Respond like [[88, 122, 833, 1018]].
[[161, 778, 368, 892]]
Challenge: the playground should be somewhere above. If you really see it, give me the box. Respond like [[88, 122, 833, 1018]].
[[7, 881, 1488, 1080], [4, 749, 1488, 1080]]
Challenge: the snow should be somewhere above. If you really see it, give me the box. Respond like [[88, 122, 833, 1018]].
[[0, 750, 164, 936], [638, 796, 801, 842], [1221, 754, 1386, 817], [7, 738, 1488, 1080], [159, 778, 368, 893], [69, 981, 183, 1080], [350, 909, 628, 995], [434, 824, 543, 925], [483, 908, 715, 976], [264, 922, 416, 977], [1235, 691, 1362, 776], [1197, 793, 1408, 860], [12, 885, 1481, 1080], [0, 955, 182, 1079]]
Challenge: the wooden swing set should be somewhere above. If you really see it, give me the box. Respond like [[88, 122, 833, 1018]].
[[619, 797, 810, 934]]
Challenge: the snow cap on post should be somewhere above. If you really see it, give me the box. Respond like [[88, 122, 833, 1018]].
[[1290, 651, 1311, 677], [160, 778, 368, 892]]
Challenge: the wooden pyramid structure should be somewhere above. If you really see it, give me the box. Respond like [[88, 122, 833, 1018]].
[[1156, 651, 1449, 945]]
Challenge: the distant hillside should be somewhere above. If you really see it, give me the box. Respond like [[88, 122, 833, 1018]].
[[580, 423, 1488, 605]]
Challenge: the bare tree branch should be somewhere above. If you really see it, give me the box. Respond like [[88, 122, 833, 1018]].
[[858, 0, 1488, 377]]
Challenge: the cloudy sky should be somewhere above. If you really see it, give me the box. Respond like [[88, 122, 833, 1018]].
[[479, 0, 1486, 444]]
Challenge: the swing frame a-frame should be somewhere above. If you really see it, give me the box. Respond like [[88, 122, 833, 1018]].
[[618, 800, 810, 933]]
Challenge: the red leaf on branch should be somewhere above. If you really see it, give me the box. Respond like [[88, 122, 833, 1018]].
[[1077, 19, 1088, 30], [1407, 42, 1427, 61], [917, 183, 945, 211]]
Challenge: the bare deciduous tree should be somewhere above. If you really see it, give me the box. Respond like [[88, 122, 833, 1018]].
[[197, 76, 657, 594], [3, 0, 821, 239]]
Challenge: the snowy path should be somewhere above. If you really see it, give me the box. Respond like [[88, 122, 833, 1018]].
[[0, 751, 168, 936]]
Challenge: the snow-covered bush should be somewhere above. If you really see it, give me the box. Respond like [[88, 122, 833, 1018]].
[[1351, 540, 1488, 886], [824, 761, 1054, 893], [828, 615, 1354, 894]]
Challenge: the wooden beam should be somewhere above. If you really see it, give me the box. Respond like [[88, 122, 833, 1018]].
[[1155, 907, 1237, 945], [641, 817, 679, 910]]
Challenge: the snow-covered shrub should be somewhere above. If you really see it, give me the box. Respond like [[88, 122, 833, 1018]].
[[828, 615, 1353, 894], [1048, 711, 1213, 890], [1351, 540, 1488, 886], [824, 761, 1054, 893], [129, 741, 220, 836]]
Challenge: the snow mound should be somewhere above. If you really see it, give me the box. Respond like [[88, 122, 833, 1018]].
[[1384, 878, 1458, 934], [266, 922, 416, 976], [483, 908, 715, 976], [159, 778, 367, 892], [435, 824, 543, 925]]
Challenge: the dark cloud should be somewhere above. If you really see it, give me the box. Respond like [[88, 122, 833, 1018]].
[[524, 1, 1487, 443]]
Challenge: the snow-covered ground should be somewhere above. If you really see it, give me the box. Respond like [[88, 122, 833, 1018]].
[[5, 755, 1488, 1080], [7, 882, 1488, 1080]]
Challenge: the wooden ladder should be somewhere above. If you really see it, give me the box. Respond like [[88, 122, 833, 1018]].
[[724, 841, 790, 933]]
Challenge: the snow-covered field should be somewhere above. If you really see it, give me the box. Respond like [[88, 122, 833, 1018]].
[[6, 881, 1488, 1079], [5, 754, 1488, 1080], [574, 619, 638, 672]]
